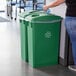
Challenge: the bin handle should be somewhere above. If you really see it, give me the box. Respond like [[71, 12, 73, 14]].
[[31, 14, 39, 17]]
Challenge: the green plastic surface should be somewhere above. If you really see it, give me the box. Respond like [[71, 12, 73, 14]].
[[27, 12, 62, 67], [19, 11, 62, 67]]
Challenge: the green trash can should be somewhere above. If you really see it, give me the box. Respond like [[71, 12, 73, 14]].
[[25, 11, 62, 67], [19, 10, 37, 62], [19, 11, 47, 62]]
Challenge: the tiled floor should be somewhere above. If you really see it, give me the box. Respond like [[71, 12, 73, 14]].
[[0, 11, 76, 76]]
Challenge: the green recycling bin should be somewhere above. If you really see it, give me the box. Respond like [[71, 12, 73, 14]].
[[25, 11, 62, 67], [19, 11, 47, 62], [19, 10, 37, 62]]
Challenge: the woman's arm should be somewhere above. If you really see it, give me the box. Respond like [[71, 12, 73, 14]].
[[43, 0, 65, 11]]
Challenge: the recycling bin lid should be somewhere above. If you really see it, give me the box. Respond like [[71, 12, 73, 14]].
[[24, 11, 49, 21], [30, 14, 62, 23], [24, 11, 62, 23], [18, 10, 39, 19]]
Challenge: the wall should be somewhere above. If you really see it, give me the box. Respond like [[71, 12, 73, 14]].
[[46, 0, 66, 18], [46, 0, 68, 65]]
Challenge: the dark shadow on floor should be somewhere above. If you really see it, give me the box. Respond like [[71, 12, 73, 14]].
[[35, 65, 76, 76]]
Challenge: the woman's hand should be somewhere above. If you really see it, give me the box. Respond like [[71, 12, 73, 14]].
[[43, 5, 49, 11]]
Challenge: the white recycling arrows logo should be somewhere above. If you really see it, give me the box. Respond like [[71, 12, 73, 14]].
[[45, 31, 52, 38]]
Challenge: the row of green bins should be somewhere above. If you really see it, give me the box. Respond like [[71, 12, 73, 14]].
[[19, 11, 62, 67], [19, 10, 37, 62]]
